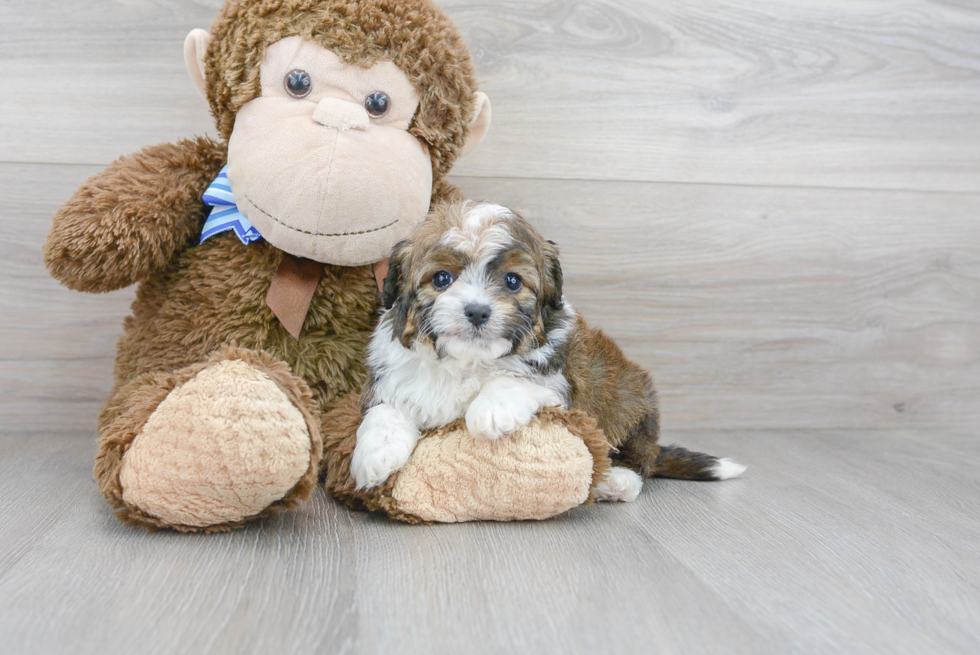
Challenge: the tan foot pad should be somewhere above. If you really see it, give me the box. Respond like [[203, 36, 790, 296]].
[[391, 417, 596, 522], [119, 360, 312, 527]]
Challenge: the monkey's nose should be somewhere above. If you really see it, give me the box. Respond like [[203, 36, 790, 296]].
[[312, 97, 369, 131], [464, 303, 492, 328]]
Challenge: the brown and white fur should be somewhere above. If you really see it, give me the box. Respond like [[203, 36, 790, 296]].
[[350, 200, 746, 496]]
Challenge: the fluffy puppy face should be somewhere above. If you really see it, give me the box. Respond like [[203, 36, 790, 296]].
[[383, 201, 564, 362]]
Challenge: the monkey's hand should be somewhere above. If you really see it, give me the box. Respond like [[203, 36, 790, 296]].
[[465, 377, 563, 441], [43, 137, 226, 293]]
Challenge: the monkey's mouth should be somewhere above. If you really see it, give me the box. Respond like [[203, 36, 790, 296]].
[[241, 194, 398, 237]]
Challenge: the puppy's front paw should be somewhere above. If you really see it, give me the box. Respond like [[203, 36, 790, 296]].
[[465, 384, 546, 441], [351, 436, 413, 490], [351, 406, 419, 490]]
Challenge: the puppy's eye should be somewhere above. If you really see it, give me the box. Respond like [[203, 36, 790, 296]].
[[504, 273, 523, 292], [432, 270, 455, 291], [364, 92, 390, 117], [285, 70, 313, 98]]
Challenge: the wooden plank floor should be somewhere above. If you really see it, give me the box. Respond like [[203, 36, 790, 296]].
[[0, 430, 978, 654], [2, 1, 979, 653]]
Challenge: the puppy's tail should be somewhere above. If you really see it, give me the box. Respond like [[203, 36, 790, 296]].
[[652, 444, 747, 481]]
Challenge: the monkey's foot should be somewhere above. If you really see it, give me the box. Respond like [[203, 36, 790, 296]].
[[98, 348, 321, 531]]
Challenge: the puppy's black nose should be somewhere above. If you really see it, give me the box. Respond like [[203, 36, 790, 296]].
[[464, 303, 492, 327]]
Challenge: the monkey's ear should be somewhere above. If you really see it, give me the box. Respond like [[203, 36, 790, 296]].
[[184, 29, 212, 101], [382, 240, 410, 310], [542, 240, 564, 311], [459, 92, 492, 158]]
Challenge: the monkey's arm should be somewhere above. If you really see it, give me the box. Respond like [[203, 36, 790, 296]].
[[43, 137, 227, 293]]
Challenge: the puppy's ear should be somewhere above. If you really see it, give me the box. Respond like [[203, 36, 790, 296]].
[[542, 240, 564, 311], [383, 240, 417, 347], [383, 240, 410, 310], [392, 297, 417, 349]]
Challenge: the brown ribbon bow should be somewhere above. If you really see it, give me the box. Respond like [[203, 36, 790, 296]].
[[266, 254, 388, 340]]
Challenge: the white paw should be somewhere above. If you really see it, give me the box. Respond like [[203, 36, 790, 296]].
[[351, 405, 420, 490], [594, 467, 643, 503], [465, 380, 560, 441], [350, 436, 413, 490]]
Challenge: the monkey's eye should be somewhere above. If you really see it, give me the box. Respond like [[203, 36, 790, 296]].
[[504, 273, 523, 292], [364, 92, 390, 117], [432, 270, 455, 291], [284, 70, 312, 98]]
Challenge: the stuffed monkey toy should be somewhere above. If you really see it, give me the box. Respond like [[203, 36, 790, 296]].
[[43, 0, 608, 531]]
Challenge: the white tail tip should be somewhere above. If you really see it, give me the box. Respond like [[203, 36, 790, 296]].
[[712, 458, 747, 480]]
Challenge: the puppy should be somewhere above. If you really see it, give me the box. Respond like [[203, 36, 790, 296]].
[[350, 200, 746, 497]]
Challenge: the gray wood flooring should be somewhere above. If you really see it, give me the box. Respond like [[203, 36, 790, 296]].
[[1, 429, 978, 654], [2, 1, 979, 653]]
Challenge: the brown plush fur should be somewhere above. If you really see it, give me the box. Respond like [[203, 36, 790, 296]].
[[79, 155, 382, 529], [43, 137, 227, 294], [43, 0, 485, 530], [205, 0, 480, 179]]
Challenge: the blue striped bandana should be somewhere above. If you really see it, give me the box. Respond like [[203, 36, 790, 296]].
[[200, 166, 263, 245]]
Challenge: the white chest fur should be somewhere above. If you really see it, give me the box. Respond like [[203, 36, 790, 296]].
[[366, 318, 568, 430], [366, 321, 489, 429]]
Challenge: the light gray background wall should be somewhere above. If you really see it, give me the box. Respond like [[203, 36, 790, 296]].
[[3, 0, 978, 432]]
